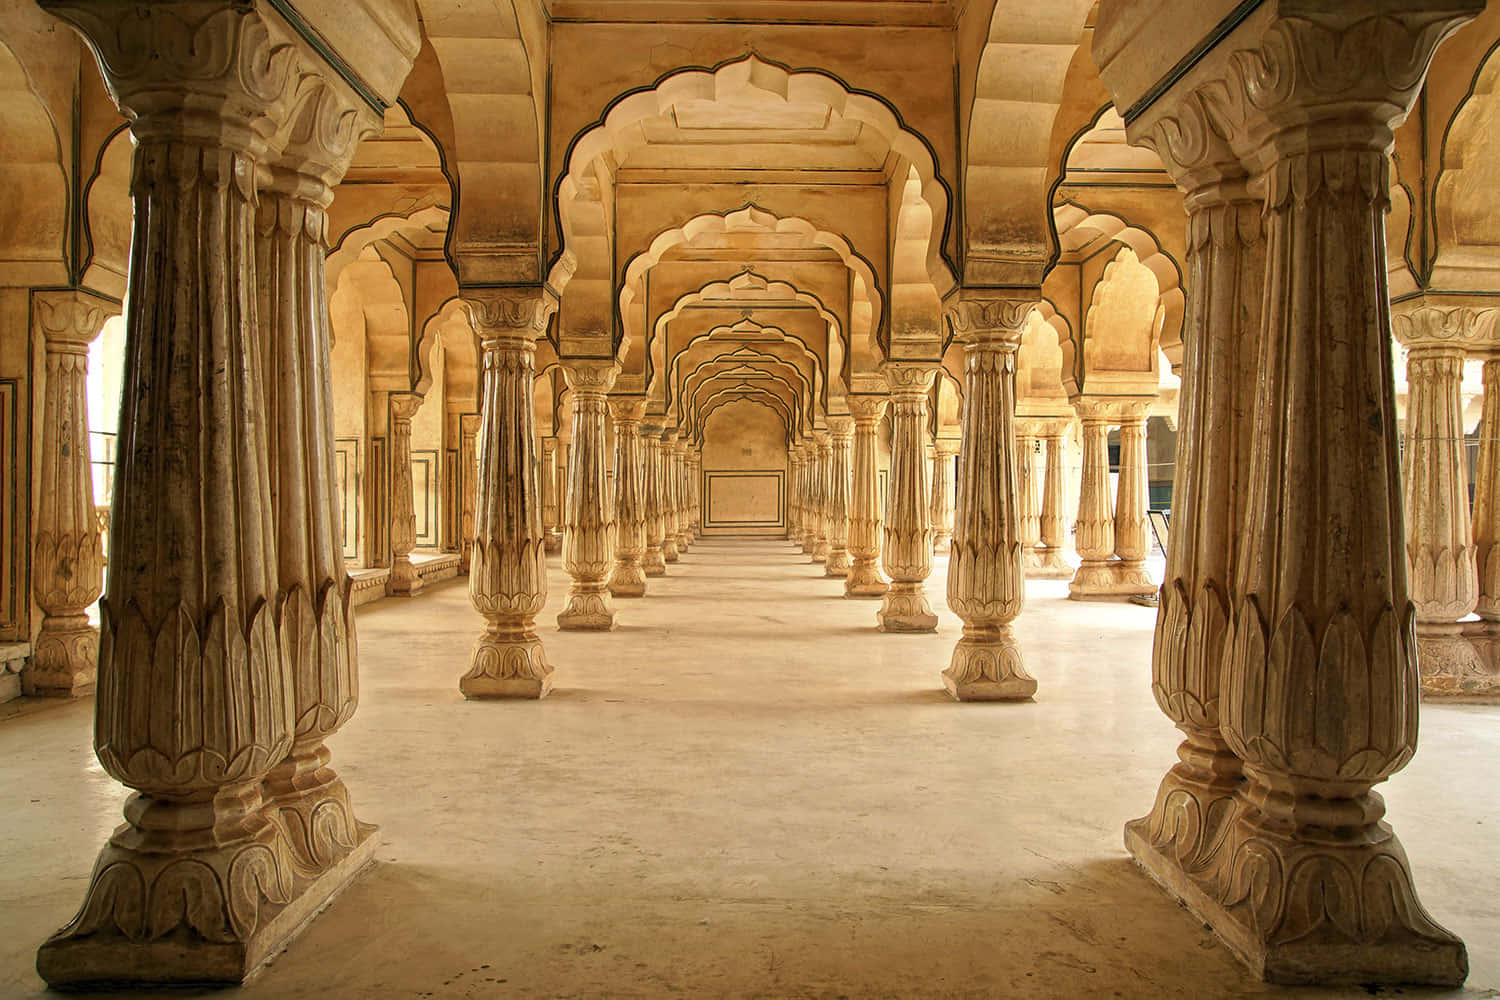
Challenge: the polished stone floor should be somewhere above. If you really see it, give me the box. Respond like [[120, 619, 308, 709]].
[[2, 537, 1497, 998]]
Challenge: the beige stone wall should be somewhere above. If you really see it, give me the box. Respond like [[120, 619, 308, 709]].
[[701, 399, 788, 535]]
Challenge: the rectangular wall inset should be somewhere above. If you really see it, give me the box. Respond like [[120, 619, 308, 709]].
[[704, 470, 783, 536]]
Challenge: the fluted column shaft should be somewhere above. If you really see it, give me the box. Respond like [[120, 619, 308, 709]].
[[846, 396, 889, 597], [930, 438, 956, 553], [1014, 422, 1042, 572], [660, 431, 681, 563], [1069, 408, 1115, 598], [787, 449, 802, 540], [824, 418, 854, 577], [689, 450, 702, 537], [1035, 425, 1073, 575], [811, 434, 831, 563], [460, 294, 554, 699], [387, 391, 424, 596], [608, 398, 648, 598], [26, 292, 114, 697], [557, 361, 618, 630], [540, 437, 561, 553], [458, 413, 480, 572], [641, 431, 667, 576], [1476, 360, 1500, 621], [672, 439, 692, 550], [943, 302, 1037, 699], [1111, 405, 1157, 596], [878, 363, 939, 632]]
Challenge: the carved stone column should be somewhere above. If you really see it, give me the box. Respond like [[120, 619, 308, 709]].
[[1014, 421, 1042, 573], [1111, 401, 1157, 596], [942, 297, 1037, 699], [1124, 169, 1265, 927], [460, 289, 556, 699], [1095, 0, 1475, 984], [1034, 421, 1074, 576], [25, 290, 115, 697], [688, 448, 702, 538], [824, 417, 854, 577], [930, 437, 957, 554], [387, 391, 425, 597], [660, 430, 680, 563], [878, 363, 939, 632], [557, 360, 618, 630], [458, 413, 480, 573], [672, 437, 693, 551], [810, 432, 831, 563], [1068, 400, 1116, 598], [608, 397, 648, 598], [540, 437, 562, 553], [1393, 309, 1483, 695], [787, 446, 802, 541], [641, 429, 667, 576], [846, 396, 890, 597], [32, 2, 395, 986], [1470, 359, 1500, 686], [799, 444, 818, 553]]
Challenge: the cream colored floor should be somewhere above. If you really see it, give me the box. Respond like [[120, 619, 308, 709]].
[[2, 537, 1498, 999]]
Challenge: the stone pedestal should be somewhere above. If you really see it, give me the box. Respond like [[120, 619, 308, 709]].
[[878, 363, 939, 632], [825, 417, 854, 577], [846, 396, 890, 597], [386, 391, 425, 597], [25, 290, 115, 697], [609, 397, 648, 598], [558, 361, 618, 629], [942, 297, 1037, 700], [460, 290, 556, 699], [1095, 0, 1475, 984]]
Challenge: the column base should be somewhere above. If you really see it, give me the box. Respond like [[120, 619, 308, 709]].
[[932, 531, 952, 555], [609, 561, 647, 598], [387, 557, 424, 597], [877, 585, 938, 633], [811, 540, 829, 564], [37, 799, 377, 990], [1126, 802, 1466, 987], [22, 621, 98, 697], [558, 588, 616, 631], [543, 531, 562, 554], [1025, 546, 1074, 579], [1069, 558, 1155, 600], [800, 535, 816, 554], [941, 625, 1035, 701], [844, 560, 889, 598], [825, 549, 851, 577], [677, 532, 692, 551], [460, 627, 553, 699], [663, 539, 680, 563], [643, 547, 667, 577], [1420, 621, 1500, 701]]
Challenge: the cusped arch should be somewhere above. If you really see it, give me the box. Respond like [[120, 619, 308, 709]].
[[1434, 39, 1500, 284], [690, 382, 798, 447], [677, 349, 815, 434], [695, 393, 793, 449], [664, 319, 827, 420], [327, 204, 452, 287], [552, 54, 954, 297], [0, 39, 69, 287]]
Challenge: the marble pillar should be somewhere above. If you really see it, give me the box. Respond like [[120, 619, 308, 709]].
[[387, 391, 425, 597], [660, 431, 680, 563], [846, 396, 890, 597], [1397, 329, 1482, 694], [825, 417, 854, 577], [458, 413, 480, 573], [1469, 358, 1500, 691], [24, 291, 114, 697], [942, 297, 1037, 700], [608, 397, 648, 598], [558, 361, 618, 630], [1095, 0, 1475, 983], [1034, 422, 1074, 577], [541, 437, 562, 553], [931, 438, 957, 554], [1068, 402, 1116, 598], [460, 290, 556, 699], [1112, 402, 1157, 596], [672, 438, 693, 551], [1014, 422, 1042, 574], [787, 447, 802, 541], [641, 430, 668, 577], [799, 444, 818, 553], [811, 432, 831, 563], [878, 363, 939, 632], [33, 2, 401, 985], [688, 449, 702, 539]]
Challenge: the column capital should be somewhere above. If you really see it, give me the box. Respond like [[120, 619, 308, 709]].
[[1072, 395, 1153, 425], [827, 415, 854, 439], [880, 361, 938, 397], [459, 411, 482, 437], [462, 286, 558, 350], [31, 288, 119, 351], [847, 394, 889, 425], [560, 358, 619, 396], [1392, 298, 1500, 355], [944, 289, 1037, 348], [934, 437, 961, 458], [608, 395, 648, 425], [388, 390, 423, 423]]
